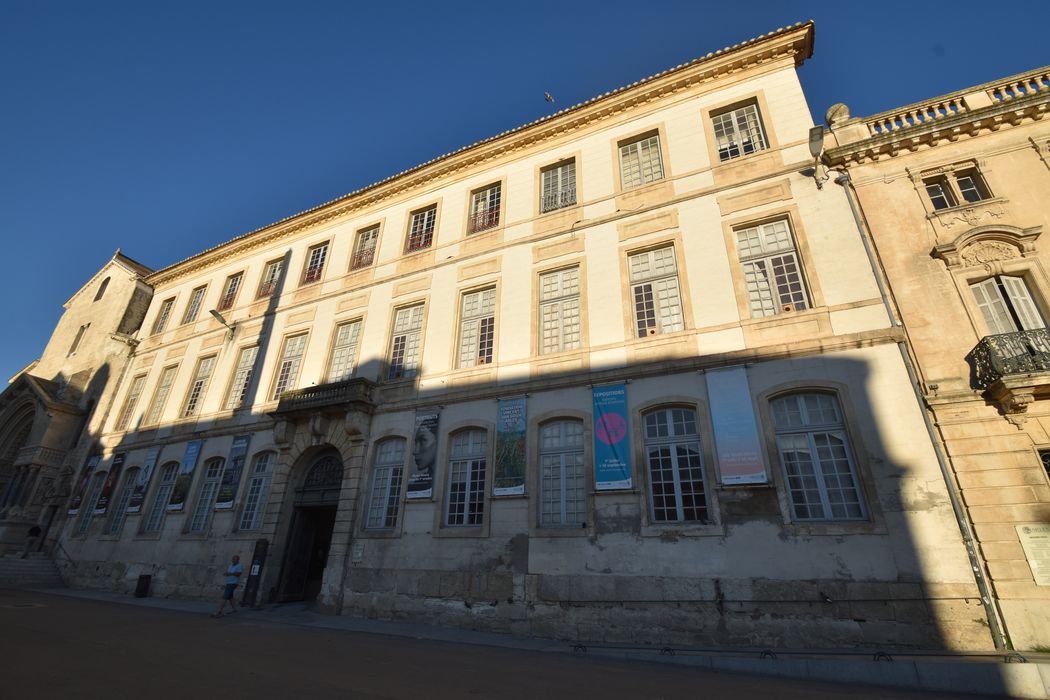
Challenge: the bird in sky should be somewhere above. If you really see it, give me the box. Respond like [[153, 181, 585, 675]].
[[544, 91, 555, 103]]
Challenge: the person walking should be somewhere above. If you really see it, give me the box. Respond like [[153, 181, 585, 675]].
[[213, 554, 243, 617], [20, 524, 42, 558]]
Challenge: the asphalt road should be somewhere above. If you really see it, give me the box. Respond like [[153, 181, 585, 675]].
[[0, 588, 986, 699]]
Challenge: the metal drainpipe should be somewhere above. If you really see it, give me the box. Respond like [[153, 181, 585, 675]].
[[831, 169, 1011, 650]]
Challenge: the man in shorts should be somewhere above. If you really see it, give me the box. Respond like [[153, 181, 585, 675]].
[[213, 554, 243, 617]]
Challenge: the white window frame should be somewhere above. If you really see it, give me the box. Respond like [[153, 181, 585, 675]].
[[350, 225, 380, 270], [301, 242, 329, 285], [644, 407, 708, 523], [540, 159, 576, 213], [735, 219, 810, 318], [271, 334, 308, 400], [387, 304, 425, 381], [143, 462, 179, 533], [225, 345, 259, 410], [151, 298, 175, 335], [445, 429, 487, 527], [711, 102, 768, 162], [106, 467, 139, 536], [468, 183, 501, 234], [539, 420, 586, 528], [114, 374, 147, 431], [628, 246, 685, 337], [619, 132, 664, 189], [365, 438, 406, 529], [406, 206, 437, 252], [182, 355, 216, 418], [971, 276, 1046, 335], [257, 258, 285, 299], [238, 452, 274, 531], [143, 365, 179, 426], [457, 288, 496, 368], [539, 267, 582, 354], [182, 286, 207, 324], [327, 320, 362, 383], [188, 457, 225, 533]]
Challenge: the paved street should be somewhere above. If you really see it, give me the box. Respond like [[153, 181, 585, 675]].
[[1, 588, 994, 699]]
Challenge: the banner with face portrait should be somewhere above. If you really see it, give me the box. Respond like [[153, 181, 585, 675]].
[[167, 439, 203, 511], [93, 452, 126, 515], [493, 397, 526, 496], [407, 411, 439, 500], [68, 454, 101, 515], [126, 446, 161, 514]]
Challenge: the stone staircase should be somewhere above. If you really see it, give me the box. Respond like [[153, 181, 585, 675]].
[[0, 552, 65, 589]]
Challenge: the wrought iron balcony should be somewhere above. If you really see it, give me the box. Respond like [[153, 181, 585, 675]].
[[274, 377, 375, 415], [970, 329, 1050, 390], [468, 208, 500, 234], [541, 188, 577, 214]]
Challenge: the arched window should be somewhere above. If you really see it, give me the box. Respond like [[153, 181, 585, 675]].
[[445, 429, 487, 526], [94, 277, 110, 301], [295, 452, 343, 506], [106, 467, 140, 536], [75, 472, 108, 535], [143, 462, 179, 533], [771, 392, 865, 521], [189, 458, 225, 533], [238, 452, 275, 531], [643, 407, 707, 523], [539, 420, 585, 528], [365, 438, 406, 529]]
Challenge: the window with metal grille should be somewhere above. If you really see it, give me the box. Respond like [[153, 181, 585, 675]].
[[115, 374, 147, 431], [629, 247, 684, 337], [970, 276, 1046, 335], [216, 273, 242, 312], [327, 320, 362, 382], [271, 335, 307, 399], [772, 393, 866, 521], [468, 183, 501, 233], [712, 103, 768, 162], [225, 346, 259, 410], [619, 133, 664, 189], [350, 226, 380, 270], [645, 408, 708, 523], [151, 298, 175, 335], [182, 355, 216, 417], [257, 258, 285, 299], [301, 242, 329, 285], [539, 420, 586, 528], [540, 267, 582, 354], [541, 160, 576, 213], [106, 468, 139, 536], [406, 206, 437, 252], [75, 472, 107, 535], [238, 452, 274, 531], [68, 323, 89, 356], [188, 457, 225, 533], [143, 365, 179, 425], [457, 288, 496, 368], [143, 462, 179, 533], [182, 286, 207, 324], [736, 219, 809, 317], [366, 438, 406, 529], [388, 304, 424, 380], [446, 429, 487, 526]]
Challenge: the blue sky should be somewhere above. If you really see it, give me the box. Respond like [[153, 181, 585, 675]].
[[2, 1, 1048, 382]]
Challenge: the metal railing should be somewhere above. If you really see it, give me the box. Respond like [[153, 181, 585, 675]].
[[274, 378, 374, 413], [969, 329, 1050, 389], [468, 208, 500, 234], [349, 249, 375, 270], [541, 188, 577, 214]]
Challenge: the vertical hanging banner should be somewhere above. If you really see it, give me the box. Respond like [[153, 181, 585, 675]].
[[593, 384, 633, 490], [494, 397, 527, 496], [705, 367, 767, 485], [68, 455, 101, 515], [215, 435, 251, 510], [167, 439, 203, 511], [407, 411, 439, 499], [127, 446, 161, 514], [93, 452, 126, 515]]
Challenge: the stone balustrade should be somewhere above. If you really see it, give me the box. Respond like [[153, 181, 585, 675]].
[[986, 70, 1050, 104]]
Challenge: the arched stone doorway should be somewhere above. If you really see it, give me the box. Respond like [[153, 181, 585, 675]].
[[276, 449, 344, 602]]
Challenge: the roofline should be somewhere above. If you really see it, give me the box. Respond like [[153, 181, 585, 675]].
[[146, 21, 815, 287], [62, 249, 154, 308]]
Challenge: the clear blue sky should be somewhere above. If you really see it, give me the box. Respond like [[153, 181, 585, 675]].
[[2, 1, 1047, 383]]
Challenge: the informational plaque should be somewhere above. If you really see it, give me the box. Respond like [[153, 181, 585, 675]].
[[705, 367, 767, 485], [1016, 523, 1050, 586]]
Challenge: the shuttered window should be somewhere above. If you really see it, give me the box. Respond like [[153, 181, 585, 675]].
[[619, 133, 664, 189], [629, 247, 684, 337]]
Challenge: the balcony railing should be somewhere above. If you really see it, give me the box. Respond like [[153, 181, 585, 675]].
[[969, 329, 1050, 389], [274, 377, 375, 414], [349, 248, 375, 270], [541, 188, 577, 214], [468, 208, 500, 234]]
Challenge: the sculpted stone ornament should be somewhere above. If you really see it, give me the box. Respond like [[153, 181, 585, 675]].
[[997, 390, 1035, 429], [960, 241, 1019, 266], [940, 203, 1005, 230]]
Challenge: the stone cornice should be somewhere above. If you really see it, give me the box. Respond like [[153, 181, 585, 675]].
[[146, 22, 815, 287]]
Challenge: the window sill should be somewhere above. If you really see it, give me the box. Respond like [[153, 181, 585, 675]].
[[433, 524, 490, 539], [639, 521, 726, 538], [780, 520, 886, 537]]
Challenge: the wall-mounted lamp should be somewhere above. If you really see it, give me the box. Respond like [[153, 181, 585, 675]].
[[808, 125, 830, 190], [209, 309, 237, 339]]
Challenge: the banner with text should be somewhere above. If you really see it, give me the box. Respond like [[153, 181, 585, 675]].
[[407, 411, 439, 499], [93, 452, 126, 515], [593, 384, 632, 490], [215, 435, 251, 510], [126, 446, 161, 514], [167, 440, 203, 511], [705, 367, 767, 485], [494, 397, 527, 496], [68, 454, 101, 515]]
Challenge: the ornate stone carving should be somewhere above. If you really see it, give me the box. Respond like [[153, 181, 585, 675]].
[[960, 241, 1019, 266], [939, 203, 1005, 230]]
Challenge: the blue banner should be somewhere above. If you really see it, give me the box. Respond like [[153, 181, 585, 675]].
[[592, 384, 632, 490]]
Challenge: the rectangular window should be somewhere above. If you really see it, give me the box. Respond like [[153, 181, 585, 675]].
[[105, 468, 138, 536], [540, 268, 582, 354], [271, 335, 308, 399], [541, 160, 577, 213], [301, 242, 329, 285], [225, 346, 259, 410], [216, 273, 242, 312], [457, 288, 496, 368], [924, 167, 992, 210], [468, 183, 501, 234], [189, 458, 225, 533], [736, 219, 810, 318], [151, 298, 175, 335], [114, 374, 147, 431], [712, 103, 768, 162], [971, 276, 1046, 334], [327, 320, 362, 382], [182, 286, 207, 324], [182, 355, 216, 417], [956, 169, 990, 204], [388, 304, 425, 380], [366, 439, 406, 529], [75, 473, 107, 535], [629, 247, 684, 337], [256, 259, 285, 299], [406, 206, 437, 252], [68, 323, 90, 356], [619, 133, 664, 189], [446, 430, 487, 526], [143, 463, 177, 533], [924, 176, 957, 210], [540, 420, 586, 527], [239, 452, 274, 531], [645, 408, 708, 523], [143, 365, 178, 426], [350, 226, 380, 270]]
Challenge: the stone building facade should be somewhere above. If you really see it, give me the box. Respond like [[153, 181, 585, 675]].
[[0, 23, 1000, 650], [824, 67, 1050, 650]]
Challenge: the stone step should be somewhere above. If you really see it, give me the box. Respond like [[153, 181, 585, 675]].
[[0, 557, 65, 589]]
